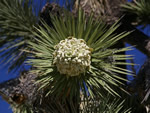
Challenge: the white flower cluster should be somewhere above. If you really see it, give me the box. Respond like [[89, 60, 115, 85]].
[[53, 37, 92, 76]]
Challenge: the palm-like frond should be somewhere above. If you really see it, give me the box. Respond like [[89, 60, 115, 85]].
[[0, 0, 37, 71], [27, 9, 133, 102], [122, 0, 150, 26]]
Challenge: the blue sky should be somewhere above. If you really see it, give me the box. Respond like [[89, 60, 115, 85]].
[[0, 0, 149, 113]]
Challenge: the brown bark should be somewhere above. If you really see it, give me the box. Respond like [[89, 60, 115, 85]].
[[73, 0, 126, 25]]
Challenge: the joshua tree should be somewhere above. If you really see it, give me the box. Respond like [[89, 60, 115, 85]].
[[0, 0, 150, 112]]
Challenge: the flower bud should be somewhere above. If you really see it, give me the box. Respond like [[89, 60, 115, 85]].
[[53, 37, 92, 76]]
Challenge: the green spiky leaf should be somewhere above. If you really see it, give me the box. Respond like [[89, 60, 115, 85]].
[[27, 9, 133, 103], [122, 0, 150, 26]]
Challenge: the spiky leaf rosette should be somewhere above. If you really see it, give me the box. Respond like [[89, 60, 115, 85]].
[[122, 0, 150, 26], [27, 10, 132, 100], [0, 0, 38, 72], [80, 93, 131, 113]]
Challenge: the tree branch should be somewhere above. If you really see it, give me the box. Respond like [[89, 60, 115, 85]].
[[119, 18, 150, 57], [124, 25, 150, 57]]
